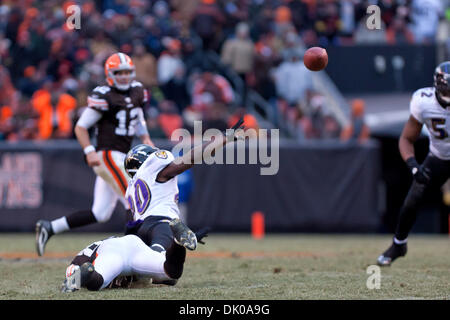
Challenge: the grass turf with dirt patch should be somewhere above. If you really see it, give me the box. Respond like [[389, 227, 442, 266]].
[[0, 233, 448, 300]]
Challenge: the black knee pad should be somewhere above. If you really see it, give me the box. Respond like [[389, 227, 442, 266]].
[[164, 261, 184, 279]]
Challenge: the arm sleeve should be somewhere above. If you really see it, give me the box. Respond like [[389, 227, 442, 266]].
[[76, 107, 103, 129]]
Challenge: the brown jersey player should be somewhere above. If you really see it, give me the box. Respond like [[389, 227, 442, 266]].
[[35, 52, 154, 256]]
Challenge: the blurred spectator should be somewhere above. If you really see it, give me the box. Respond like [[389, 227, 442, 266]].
[[378, 0, 400, 28], [157, 100, 184, 139], [157, 38, 184, 88], [288, 0, 311, 33], [202, 102, 229, 132], [152, 0, 176, 37], [17, 65, 40, 98], [0, 63, 19, 112], [272, 48, 313, 108], [281, 30, 304, 61], [386, 6, 415, 44], [410, 0, 444, 43], [145, 107, 168, 140], [339, 0, 356, 40], [221, 22, 254, 83], [314, 1, 341, 46], [228, 107, 259, 131], [437, 5, 450, 48], [192, 67, 234, 109], [1, 0, 445, 142], [308, 94, 341, 140], [0, 105, 14, 140], [191, 0, 225, 51], [221, 0, 249, 39], [161, 65, 190, 113], [31, 81, 77, 140], [171, 0, 202, 36], [340, 99, 370, 143], [274, 6, 295, 38], [228, 107, 259, 139], [292, 93, 340, 141], [89, 30, 117, 58], [131, 42, 157, 88]]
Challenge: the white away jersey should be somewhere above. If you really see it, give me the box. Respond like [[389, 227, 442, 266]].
[[126, 149, 180, 221], [410, 87, 450, 160]]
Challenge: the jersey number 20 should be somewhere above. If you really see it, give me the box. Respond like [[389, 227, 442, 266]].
[[128, 179, 151, 215]]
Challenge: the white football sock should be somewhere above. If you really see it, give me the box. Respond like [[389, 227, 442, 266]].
[[51, 217, 70, 234], [393, 237, 408, 245]]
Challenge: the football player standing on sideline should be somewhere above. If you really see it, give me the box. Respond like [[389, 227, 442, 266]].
[[377, 61, 450, 266], [35, 52, 154, 256]]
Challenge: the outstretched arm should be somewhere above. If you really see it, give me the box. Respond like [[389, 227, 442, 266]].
[[156, 118, 244, 182]]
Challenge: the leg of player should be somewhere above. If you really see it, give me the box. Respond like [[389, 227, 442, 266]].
[[35, 176, 119, 256], [127, 235, 172, 282], [156, 224, 210, 282], [136, 216, 176, 252], [377, 155, 450, 266], [138, 217, 197, 251]]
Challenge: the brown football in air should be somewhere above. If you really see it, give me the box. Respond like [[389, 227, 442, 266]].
[[303, 47, 328, 71]]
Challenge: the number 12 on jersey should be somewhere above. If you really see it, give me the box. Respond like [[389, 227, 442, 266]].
[[115, 109, 140, 136]]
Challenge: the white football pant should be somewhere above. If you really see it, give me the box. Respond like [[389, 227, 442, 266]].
[[91, 150, 130, 222]]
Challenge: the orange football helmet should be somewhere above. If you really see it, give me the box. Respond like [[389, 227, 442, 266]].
[[104, 52, 136, 91]]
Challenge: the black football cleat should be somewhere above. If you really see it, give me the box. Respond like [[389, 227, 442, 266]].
[[377, 242, 407, 266], [35, 220, 54, 256], [169, 218, 197, 251]]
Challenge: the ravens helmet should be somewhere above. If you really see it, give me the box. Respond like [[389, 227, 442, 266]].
[[434, 61, 450, 105], [124, 144, 157, 178]]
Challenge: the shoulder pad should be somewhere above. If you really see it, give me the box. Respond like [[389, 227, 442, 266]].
[[413, 87, 434, 99], [92, 86, 111, 95], [130, 81, 143, 88]]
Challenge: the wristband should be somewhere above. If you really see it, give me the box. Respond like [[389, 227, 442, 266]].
[[405, 157, 419, 174], [83, 145, 96, 155]]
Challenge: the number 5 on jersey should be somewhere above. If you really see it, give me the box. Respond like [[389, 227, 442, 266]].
[[430, 118, 449, 139]]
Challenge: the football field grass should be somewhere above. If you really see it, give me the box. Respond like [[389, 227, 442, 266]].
[[0, 233, 448, 300]]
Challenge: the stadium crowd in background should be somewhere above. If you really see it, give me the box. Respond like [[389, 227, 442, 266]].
[[0, 0, 449, 142]]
